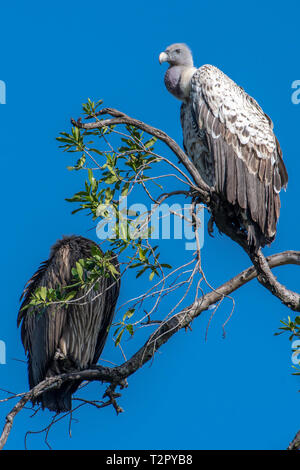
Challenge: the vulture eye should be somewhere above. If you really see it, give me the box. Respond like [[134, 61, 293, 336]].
[[175, 49, 181, 54]]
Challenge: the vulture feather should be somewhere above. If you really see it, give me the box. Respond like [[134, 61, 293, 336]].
[[159, 43, 288, 250], [17, 235, 120, 412]]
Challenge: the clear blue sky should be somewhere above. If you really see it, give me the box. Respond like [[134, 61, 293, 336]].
[[0, 0, 300, 450]]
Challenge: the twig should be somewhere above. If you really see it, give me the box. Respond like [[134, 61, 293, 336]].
[[71, 108, 210, 201], [1, 250, 299, 449]]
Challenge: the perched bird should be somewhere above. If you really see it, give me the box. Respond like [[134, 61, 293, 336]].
[[17, 235, 120, 412], [159, 43, 288, 250]]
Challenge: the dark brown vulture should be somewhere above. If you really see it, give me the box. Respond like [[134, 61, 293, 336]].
[[159, 43, 288, 250], [17, 235, 120, 412]]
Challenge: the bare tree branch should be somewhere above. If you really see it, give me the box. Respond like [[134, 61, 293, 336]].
[[288, 430, 300, 450], [1, 249, 299, 450], [72, 108, 300, 313], [2, 107, 298, 449], [71, 108, 210, 202], [249, 249, 300, 311]]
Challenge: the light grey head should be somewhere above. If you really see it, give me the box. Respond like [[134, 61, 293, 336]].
[[159, 43, 194, 67], [159, 43, 196, 101]]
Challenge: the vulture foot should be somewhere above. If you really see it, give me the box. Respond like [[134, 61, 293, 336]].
[[54, 348, 67, 361], [190, 187, 203, 201]]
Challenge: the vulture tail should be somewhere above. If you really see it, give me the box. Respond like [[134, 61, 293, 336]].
[[40, 381, 81, 412]]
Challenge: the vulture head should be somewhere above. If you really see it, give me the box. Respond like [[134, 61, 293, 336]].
[[159, 43, 194, 67], [159, 43, 197, 100]]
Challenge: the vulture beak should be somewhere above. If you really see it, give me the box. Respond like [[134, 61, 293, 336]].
[[159, 51, 169, 64]]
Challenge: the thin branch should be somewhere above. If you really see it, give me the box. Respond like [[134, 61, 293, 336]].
[[1, 250, 299, 449], [249, 249, 300, 311], [288, 430, 300, 450], [73, 108, 300, 313], [71, 108, 210, 201]]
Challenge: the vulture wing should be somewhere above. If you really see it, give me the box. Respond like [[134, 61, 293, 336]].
[[17, 236, 120, 412], [181, 65, 288, 247]]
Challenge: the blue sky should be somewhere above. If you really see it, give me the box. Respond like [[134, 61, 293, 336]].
[[0, 0, 300, 450]]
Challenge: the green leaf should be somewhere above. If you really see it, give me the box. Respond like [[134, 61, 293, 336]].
[[64, 291, 77, 302], [161, 263, 172, 269], [121, 182, 130, 196], [88, 168, 94, 183], [123, 309, 135, 322], [105, 174, 118, 184], [138, 247, 146, 262], [144, 136, 157, 148], [113, 326, 121, 337], [115, 328, 124, 346], [108, 263, 119, 278], [126, 324, 134, 336], [105, 187, 114, 203], [136, 266, 148, 278], [39, 286, 47, 301], [76, 262, 84, 281]]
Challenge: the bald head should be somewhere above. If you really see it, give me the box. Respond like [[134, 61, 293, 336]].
[[159, 43, 196, 101], [159, 43, 194, 67]]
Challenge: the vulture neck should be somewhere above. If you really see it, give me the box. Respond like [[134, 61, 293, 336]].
[[165, 65, 197, 101]]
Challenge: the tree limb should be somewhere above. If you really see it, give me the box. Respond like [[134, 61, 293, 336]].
[[249, 249, 300, 311], [71, 108, 211, 202], [288, 430, 300, 450], [71, 107, 300, 449], [1, 250, 299, 450], [72, 108, 300, 313]]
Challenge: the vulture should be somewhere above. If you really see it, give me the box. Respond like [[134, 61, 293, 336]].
[[17, 235, 120, 412], [159, 43, 288, 250]]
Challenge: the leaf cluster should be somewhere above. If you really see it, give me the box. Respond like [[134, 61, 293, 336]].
[[21, 247, 118, 312]]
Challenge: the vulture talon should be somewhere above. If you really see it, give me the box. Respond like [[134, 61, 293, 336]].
[[54, 349, 66, 361]]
